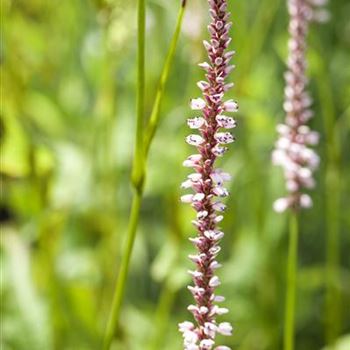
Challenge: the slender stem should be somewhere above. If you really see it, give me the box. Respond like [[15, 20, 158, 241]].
[[322, 81, 341, 349], [103, 192, 143, 350], [103, 0, 145, 348], [313, 41, 341, 347], [144, 1, 186, 156], [284, 211, 299, 350], [325, 170, 340, 348], [131, 0, 146, 190], [102, 2, 187, 348]]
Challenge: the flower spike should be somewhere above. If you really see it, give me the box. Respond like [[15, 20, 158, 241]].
[[179, 1, 237, 349], [272, 0, 327, 212]]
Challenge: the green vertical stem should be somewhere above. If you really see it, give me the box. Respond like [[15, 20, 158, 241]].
[[103, 192, 143, 350], [144, 2, 186, 156], [313, 37, 341, 346], [325, 168, 340, 348], [132, 0, 146, 190], [284, 211, 299, 350], [102, 2, 187, 348], [103, 0, 145, 348]]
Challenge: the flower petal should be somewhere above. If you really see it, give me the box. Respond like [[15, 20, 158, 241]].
[[212, 202, 227, 211], [187, 117, 205, 129], [190, 98, 206, 110], [181, 194, 193, 203], [217, 322, 233, 336], [186, 134, 205, 146], [216, 115, 237, 128], [215, 132, 235, 144], [212, 144, 228, 157], [209, 276, 221, 287], [273, 197, 289, 213], [223, 99, 239, 112]]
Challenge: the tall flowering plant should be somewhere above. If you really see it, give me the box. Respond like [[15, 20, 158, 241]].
[[272, 0, 328, 213], [271, 1, 328, 350], [178, 1, 237, 349]]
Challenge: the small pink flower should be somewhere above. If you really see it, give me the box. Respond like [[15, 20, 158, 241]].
[[188, 117, 206, 129], [186, 134, 205, 146], [223, 100, 238, 112], [217, 322, 233, 336], [190, 98, 206, 110]]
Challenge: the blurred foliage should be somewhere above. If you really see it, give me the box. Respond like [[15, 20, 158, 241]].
[[1, 0, 350, 349]]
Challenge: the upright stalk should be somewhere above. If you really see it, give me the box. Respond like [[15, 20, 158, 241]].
[[284, 211, 299, 350], [272, 1, 328, 349], [144, 2, 187, 155], [102, 2, 187, 348], [132, 0, 146, 191], [318, 59, 341, 348], [325, 173, 340, 348], [103, 1, 145, 348]]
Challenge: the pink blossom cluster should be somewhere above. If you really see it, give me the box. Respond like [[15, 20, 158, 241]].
[[179, 1, 237, 349], [272, 0, 327, 213]]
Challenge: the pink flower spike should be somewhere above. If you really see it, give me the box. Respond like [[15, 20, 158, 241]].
[[272, 0, 324, 212], [180, 1, 237, 348]]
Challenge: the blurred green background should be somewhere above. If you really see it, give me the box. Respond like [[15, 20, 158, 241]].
[[1, 0, 350, 349]]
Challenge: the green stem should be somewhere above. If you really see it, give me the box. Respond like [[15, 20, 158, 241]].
[[102, 192, 143, 350], [102, 2, 187, 348], [321, 77, 341, 350], [313, 37, 341, 346], [284, 211, 299, 350], [103, 0, 145, 348], [131, 0, 146, 191], [144, 1, 186, 156], [325, 171, 340, 348]]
